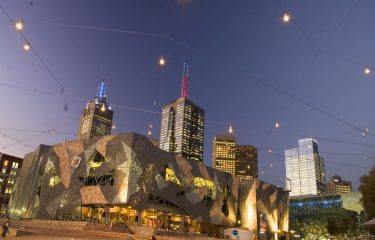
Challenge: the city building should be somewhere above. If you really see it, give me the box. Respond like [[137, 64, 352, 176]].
[[212, 135, 258, 181], [285, 138, 326, 196], [77, 79, 113, 140], [212, 135, 236, 175], [235, 145, 258, 181], [327, 174, 352, 194], [0, 153, 23, 213], [159, 64, 205, 163], [9, 133, 289, 239], [289, 193, 363, 239]]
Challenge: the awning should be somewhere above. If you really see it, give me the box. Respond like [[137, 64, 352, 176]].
[[362, 218, 375, 227]]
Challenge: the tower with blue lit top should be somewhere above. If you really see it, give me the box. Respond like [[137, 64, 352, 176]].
[[77, 79, 114, 140]]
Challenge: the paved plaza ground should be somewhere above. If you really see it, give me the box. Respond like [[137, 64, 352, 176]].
[[2, 220, 222, 240]]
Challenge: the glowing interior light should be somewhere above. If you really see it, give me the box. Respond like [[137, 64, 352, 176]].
[[101, 104, 106, 112], [23, 42, 31, 51], [364, 67, 371, 76], [15, 19, 24, 31], [275, 121, 280, 128], [282, 13, 291, 23], [159, 57, 166, 66]]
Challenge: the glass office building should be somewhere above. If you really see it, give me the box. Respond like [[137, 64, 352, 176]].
[[285, 138, 326, 196], [159, 98, 205, 163], [159, 65, 205, 164]]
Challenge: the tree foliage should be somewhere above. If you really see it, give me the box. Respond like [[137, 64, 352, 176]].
[[359, 165, 375, 219]]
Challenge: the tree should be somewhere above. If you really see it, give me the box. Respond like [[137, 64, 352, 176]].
[[359, 165, 375, 220]]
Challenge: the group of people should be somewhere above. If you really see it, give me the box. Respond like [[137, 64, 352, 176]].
[[1, 216, 10, 237]]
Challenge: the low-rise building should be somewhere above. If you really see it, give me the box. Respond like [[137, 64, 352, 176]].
[[0, 153, 23, 213], [327, 174, 352, 194], [9, 133, 288, 239]]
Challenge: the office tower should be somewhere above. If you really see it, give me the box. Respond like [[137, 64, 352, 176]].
[[212, 135, 258, 181], [159, 64, 205, 163], [285, 138, 326, 196], [77, 79, 114, 140], [0, 153, 23, 213], [212, 135, 236, 174], [327, 174, 352, 194], [235, 145, 258, 181]]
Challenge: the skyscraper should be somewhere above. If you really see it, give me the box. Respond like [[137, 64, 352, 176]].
[[285, 138, 326, 196], [159, 64, 205, 163], [327, 174, 352, 194], [77, 79, 113, 140], [212, 135, 258, 181], [235, 145, 258, 181], [212, 135, 236, 175]]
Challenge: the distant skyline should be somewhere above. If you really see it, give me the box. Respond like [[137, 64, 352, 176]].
[[0, 0, 374, 190]]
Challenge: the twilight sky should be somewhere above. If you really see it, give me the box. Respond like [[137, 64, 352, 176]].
[[1, 0, 374, 190]]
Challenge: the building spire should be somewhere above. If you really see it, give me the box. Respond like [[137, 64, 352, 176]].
[[97, 77, 107, 102], [181, 63, 189, 99]]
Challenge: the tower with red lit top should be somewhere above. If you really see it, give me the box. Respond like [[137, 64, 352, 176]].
[[159, 63, 205, 163]]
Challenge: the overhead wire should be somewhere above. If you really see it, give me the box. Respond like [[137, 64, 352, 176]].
[[0, 4, 65, 93], [1, 1, 374, 184]]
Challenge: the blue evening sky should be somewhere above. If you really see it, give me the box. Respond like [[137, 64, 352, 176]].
[[1, 0, 374, 189]]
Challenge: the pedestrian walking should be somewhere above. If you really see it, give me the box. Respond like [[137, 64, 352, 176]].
[[1, 216, 10, 237]]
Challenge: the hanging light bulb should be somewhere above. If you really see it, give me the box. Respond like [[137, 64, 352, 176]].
[[159, 56, 166, 66], [364, 66, 372, 76], [261, 170, 264, 174], [147, 130, 152, 135], [270, 163, 273, 167], [112, 125, 116, 129], [362, 128, 369, 136], [274, 121, 280, 128], [228, 124, 233, 134], [149, 124, 153, 128], [23, 42, 31, 51], [282, 12, 291, 23], [268, 149, 272, 154], [15, 19, 24, 31], [50, 129, 56, 134]]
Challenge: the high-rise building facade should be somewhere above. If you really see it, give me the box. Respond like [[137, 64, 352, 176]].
[[77, 80, 113, 140], [212, 135, 258, 181], [159, 64, 205, 163], [327, 174, 352, 194], [0, 153, 23, 213], [212, 135, 236, 175], [285, 138, 326, 196], [235, 145, 258, 181]]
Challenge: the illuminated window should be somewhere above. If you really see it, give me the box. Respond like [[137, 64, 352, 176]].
[[164, 167, 181, 185], [49, 175, 61, 187], [87, 151, 108, 175]]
